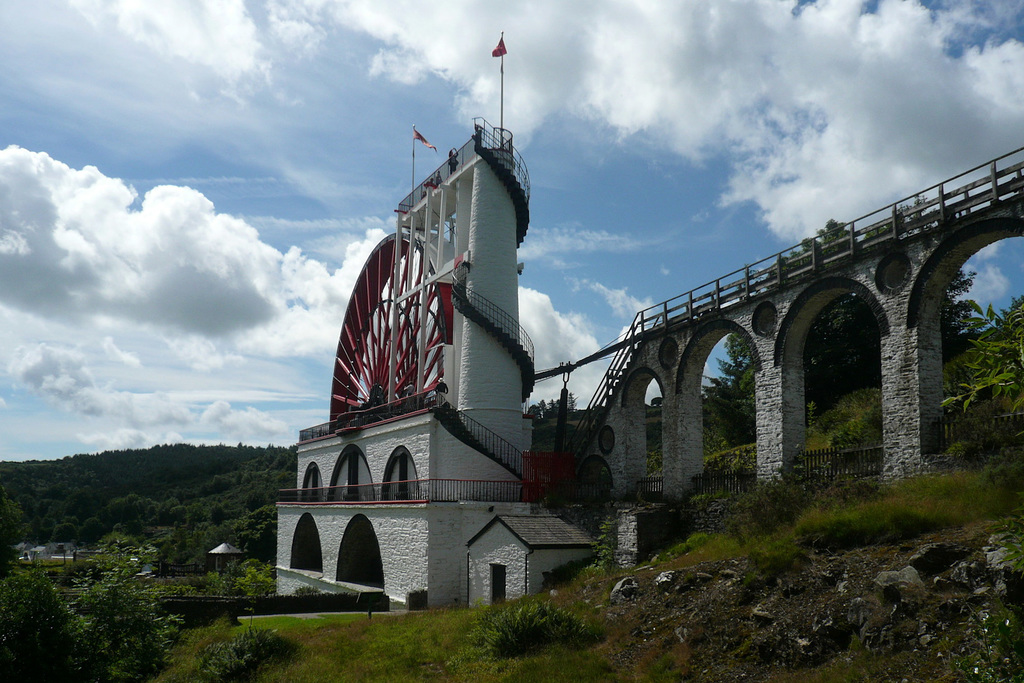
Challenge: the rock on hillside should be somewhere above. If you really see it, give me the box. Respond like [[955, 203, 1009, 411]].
[[575, 523, 1022, 681]]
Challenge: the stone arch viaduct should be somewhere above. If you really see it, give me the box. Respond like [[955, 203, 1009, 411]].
[[561, 146, 1024, 503]]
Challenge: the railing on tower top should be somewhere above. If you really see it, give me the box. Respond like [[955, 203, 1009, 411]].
[[396, 118, 530, 215], [568, 145, 1024, 455]]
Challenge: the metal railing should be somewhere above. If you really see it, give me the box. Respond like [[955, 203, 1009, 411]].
[[298, 392, 440, 442], [473, 118, 530, 206], [570, 145, 1024, 456], [435, 403, 525, 477], [796, 444, 884, 482], [279, 478, 524, 504], [452, 265, 535, 363], [396, 118, 530, 215]]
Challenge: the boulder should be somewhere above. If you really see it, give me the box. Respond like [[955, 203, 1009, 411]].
[[610, 576, 639, 605]]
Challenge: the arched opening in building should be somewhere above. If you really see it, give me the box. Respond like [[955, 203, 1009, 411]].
[[776, 277, 886, 471], [330, 445, 373, 501], [577, 455, 613, 500], [677, 321, 761, 488], [290, 513, 323, 573], [383, 447, 420, 500], [301, 462, 323, 502], [336, 514, 385, 588]]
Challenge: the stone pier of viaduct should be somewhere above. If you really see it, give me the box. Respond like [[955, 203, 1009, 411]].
[[572, 147, 1024, 502]]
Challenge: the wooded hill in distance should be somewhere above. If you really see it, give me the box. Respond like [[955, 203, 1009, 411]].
[[0, 444, 295, 564]]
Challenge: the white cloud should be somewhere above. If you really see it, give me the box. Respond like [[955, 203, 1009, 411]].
[[518, 224, 645, 262], [574, 280, 653, 319], [69, 0, 267, 84], [102, 337, 141, 368], [968, 263, 1011, 303], [264, 0, 1024, 239], [200, 400, 289, 439]]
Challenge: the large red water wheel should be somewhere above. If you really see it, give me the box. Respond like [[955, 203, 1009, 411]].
[[330, 234, 452, 420]]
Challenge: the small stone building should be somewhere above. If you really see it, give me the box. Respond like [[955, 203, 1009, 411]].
[[467, 515, 593, 605]]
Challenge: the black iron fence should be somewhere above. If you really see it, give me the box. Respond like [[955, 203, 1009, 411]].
[[280, 478, 523, 504], [796, 444, 884, 482], [298, 392, 440, 442]]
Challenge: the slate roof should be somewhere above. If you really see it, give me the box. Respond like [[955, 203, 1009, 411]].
[[467, 515, 593, 549]]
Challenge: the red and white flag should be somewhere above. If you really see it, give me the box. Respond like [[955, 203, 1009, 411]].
[[413, 128, 436, 151], [492, 36, 507, 58]]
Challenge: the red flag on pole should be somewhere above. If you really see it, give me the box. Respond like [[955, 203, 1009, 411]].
[[413, 128, 436, 151], [492, 36, 507, 57]]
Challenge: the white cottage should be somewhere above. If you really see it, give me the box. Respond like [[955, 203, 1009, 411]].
[[467, 515, 593, 605]]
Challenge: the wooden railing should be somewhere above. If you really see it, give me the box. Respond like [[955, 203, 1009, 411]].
[[796, 444, 884, 482], [691, 471, 757, 495], [298, 392, 440, 443], [938, 411, 1024, 452], [569, 145, 1024, 456]]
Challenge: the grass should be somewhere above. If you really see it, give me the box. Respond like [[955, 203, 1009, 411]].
[[153, 468, 1022, 682]]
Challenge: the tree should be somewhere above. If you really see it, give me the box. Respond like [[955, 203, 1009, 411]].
[[0, 484, 24, 577], [235, 505, 278, 564], [944, 300, 1024, 412], [703, 334, 756, 452], [0, 570, 87, 680]]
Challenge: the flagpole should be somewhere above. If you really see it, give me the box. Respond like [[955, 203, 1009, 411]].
[[499, 32, 504, 130], [411, 125, 416, 193]]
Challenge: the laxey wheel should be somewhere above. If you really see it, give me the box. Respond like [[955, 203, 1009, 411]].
[[330, 234, 453, 421]]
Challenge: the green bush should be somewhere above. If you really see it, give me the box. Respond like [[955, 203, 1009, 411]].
[[473, 601, 600, 658], [0, 570, 87, 681], [747, 537, 804, 578], [196, 627, 295, 681], [726, 478, 810, 540], [656, 532, 714, 562]]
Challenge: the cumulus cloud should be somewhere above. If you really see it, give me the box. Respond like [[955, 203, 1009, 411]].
[[69, 0, 267, 84], [102, 337, 141, 368], [201, 400, 289, 439], [259, 0, 1024, 239], [0, 146, 374, 357], [968, 263, 1011, 303], [517, 224, 646, 263]]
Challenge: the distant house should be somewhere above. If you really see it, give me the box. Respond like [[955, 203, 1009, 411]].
[[206, 542, 245, 573], [467, 515, 593, 605]]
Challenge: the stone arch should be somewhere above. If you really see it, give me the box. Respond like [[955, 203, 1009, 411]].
[[382, 447, 420, 500], [577, 454, 613, 497], [675, 318, 761, 394], [907, 216, 1024, 330], [774, 276, 890, 367], [289, 513, 323, 573], [336, 514, 384, 588], [330, 445, 373, 501], [620, 366, 664, 408]]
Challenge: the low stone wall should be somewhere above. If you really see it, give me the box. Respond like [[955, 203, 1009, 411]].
[[161, 591, 385, 627]]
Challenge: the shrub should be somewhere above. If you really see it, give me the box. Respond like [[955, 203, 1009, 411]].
[[656, 532, 714, 562], [196, 627, 294, 681], [0, 570, 87, 680], [747, 537, 804, 578], [726, 478, 810, 540], [473, 601, 599, 658], [957, 605, 1024, 682]]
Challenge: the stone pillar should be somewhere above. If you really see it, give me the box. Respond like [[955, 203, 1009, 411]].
[[881, 317, 941, 477], [663, 369, 703, 501], [756, 359, 804, 478]]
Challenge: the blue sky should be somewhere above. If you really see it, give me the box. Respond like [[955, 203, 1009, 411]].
[[2, 0, 1024, 461]]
